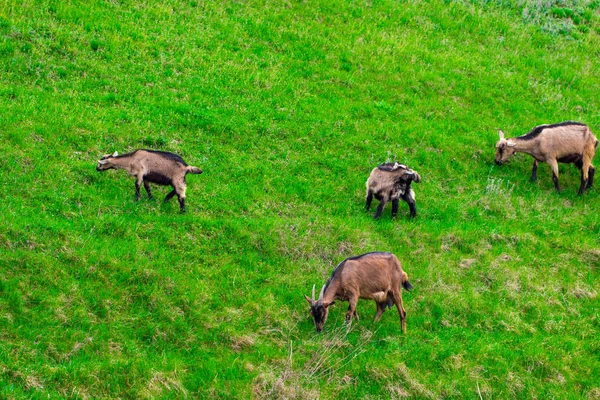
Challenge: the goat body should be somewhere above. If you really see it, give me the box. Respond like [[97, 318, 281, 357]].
[[365, 162, 421, 219], [304, 252, 413, 333], [96, 149, 203, 212], [495, 122, 598, 194]]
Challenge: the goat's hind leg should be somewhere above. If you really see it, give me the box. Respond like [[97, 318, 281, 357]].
[[391, 290, 407, 333], [587, 165, 596, 189], [577, 158, 591, 195], [402, 189, 417, 218], [391, 199, 399, 218], [175, 180, 187, 212]]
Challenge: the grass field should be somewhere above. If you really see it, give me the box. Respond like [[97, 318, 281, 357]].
[[1, 0, 600, 398]]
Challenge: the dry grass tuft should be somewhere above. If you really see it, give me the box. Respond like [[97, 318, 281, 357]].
[[139, 370, 189, 399], [230, 334, 256, 352], [570, 286, 597, 299], [396, 363, 436, 399], [253, 326, 374, 398]]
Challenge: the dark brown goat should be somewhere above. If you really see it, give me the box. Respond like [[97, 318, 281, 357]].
[[304, 252, 413, 333], [366, 162, 421, 219], [96, 149, 203, 212], [495, 121, 598, 194]]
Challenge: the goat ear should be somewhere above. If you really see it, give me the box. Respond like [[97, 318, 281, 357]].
[[304, 294, 314, 305], [322, 301, 334, 308], [112, 151, 118, 157], [507, 141, 517, 148], [98, 159, 108, 165], [498, 130, 505, 140]]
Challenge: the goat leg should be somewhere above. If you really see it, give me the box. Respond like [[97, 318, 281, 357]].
[[164, 189, 177, 203], [578, 170, 588, 195], [374, 200, 386, 219], [365, 190, 373, 211], [530, 159, 538, 182], [587, 166, 595, 189], [391, 199, 399, 218], [374, 302, 385, 322], [345, 297, 358, 324], [391, 290, 407, 334], [549, 160, 561, 192], [135, 179, 142, 201], [402, 190, 417, 218], [143, 181, 153, 199]]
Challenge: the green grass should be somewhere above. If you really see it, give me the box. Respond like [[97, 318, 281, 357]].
[[1, 0, 600, 398]]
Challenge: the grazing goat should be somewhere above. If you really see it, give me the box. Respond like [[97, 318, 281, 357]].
[[304, 252, 413, 333], [495, 121, 598, 194], [366, 162, 421, 219], [96, 149, 203, 212]]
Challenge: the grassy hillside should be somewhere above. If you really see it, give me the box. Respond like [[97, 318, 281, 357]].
[[1, 0, 599, 398]]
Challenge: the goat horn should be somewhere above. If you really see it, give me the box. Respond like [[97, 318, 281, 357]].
[[311, 284, 315, 301], [318, 284, 326, 301], [498, 130, 505, 140]]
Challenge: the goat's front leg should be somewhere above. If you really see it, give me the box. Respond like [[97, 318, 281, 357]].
[[365, 190, 373, 211], [143, 181, 153, 199], [549, 159, 561, 192], [374, 199, 386, 219], [346, 297, 358, 324], [374, 302, 385, 322], [135, 176, 143, 201], [531, 159, 538, 182]]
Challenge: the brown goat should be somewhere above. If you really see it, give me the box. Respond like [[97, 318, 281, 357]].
[[96, 149, 203, 212], [304, 252, 413, 333], [495, 121, 598, 194], [366, 162, 421, 219]]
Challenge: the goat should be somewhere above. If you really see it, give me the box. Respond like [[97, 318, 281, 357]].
[[96, 149, 203, 212], [495, 121, 598, 194], [304, 252, 413, 333], [365, 162, 421, 219]]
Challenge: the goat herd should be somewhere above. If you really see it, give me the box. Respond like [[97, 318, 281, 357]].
[[96, 121, 598, 333]]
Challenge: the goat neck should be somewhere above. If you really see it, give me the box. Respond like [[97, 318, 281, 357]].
[[508, 136, 544, 159], [319, 279, 341, 306], [106, 154, 133, 171]]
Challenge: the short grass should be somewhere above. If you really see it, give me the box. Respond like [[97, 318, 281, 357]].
[[1, 0, 600, 398]]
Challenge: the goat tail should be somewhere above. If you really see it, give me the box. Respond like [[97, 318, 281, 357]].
[[186, 166, 203, 174], [412, 171, 421, 183], [402, 271, 413, 291]]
